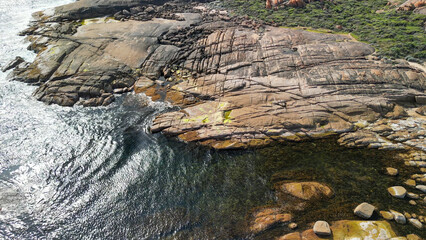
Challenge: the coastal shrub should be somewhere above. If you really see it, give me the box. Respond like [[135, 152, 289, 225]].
[[220, 0, 426, 60]]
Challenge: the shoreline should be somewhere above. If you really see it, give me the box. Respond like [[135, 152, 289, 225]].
[[1, 0, 425, 238], [4, 0, 425, 151]]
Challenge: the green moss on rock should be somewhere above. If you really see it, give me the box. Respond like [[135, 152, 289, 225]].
[[221, 0, 426, 60]]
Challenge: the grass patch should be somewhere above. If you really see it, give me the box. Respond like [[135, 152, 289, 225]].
[[220, 0, 426, 60]]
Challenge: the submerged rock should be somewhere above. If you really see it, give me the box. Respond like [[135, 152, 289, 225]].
[[278, 232, 302, 240], [404, 179, 417, 187], [288, 222, 298, 230], [415, 185, 426, 192], [406, 234, 422, 240], [277, 182, 334, 201], [354, 202, 376, 219], [386, 167, 399, 176], [387, 186, 407, 198], [249, 208, 292, 234], [380, 210, 394, 220], [313, 221, 331, 236], [279, 220, 398, 239], [408, 218, 423, 229], [390, 210, 407, 224]]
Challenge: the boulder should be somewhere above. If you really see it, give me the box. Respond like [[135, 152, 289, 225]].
[[380, 211, 394, 220], [404, 179, 417, 187], [288, 222, 298, 229], [390, 210, 407, 224], [385, 167, 399, 176], [408, 218, 423, 229], [277, 182, 334, 201], [354, 202, 376, 219], [387, 186, 407, 198], [313, 221, 331, 236], [415, 185, 426, 193]]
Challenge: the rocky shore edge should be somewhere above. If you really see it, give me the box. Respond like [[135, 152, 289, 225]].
[[2, 0, 426, 238], [3, 0, 425, 152]]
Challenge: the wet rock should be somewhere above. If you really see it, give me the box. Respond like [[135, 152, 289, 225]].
[[386, 167, 399, 176], [277, 182, 334, 201], [415, 185, 426, 193], [288, 222, 298, 230], [134, 76, 154, 93], [404, 179, 417, 187], [388, 186, 407, 198], [249, 208, 292, 234], [380, 211, 394, 220], [313, 221, 331, 236], [354, 202, 376, 219], [408, 218, 423, 229], [409, 200, 417, 205], [278, 232, 302, 240], [404, 212, 412, 219], [282, 221, 397, 239], [406, 234, 422, 240], [1, 56, 25, 72], [390, 210, 407, 224]]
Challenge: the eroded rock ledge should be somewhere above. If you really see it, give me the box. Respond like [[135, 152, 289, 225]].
[[5, 0, 426, 150]]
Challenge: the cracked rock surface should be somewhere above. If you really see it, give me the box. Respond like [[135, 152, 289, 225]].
[[7, 0, 426, 149]]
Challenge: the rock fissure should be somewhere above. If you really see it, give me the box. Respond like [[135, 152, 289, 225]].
[[4, 0, 425, 149]]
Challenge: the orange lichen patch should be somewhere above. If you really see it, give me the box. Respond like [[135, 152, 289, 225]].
[[143, 86, 162, 101], [165, 90, 193, 106]]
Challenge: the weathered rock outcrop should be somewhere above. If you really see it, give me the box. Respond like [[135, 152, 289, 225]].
[[398, 0, 426, 11], [266, 0, 331, 9], [6, 0, 426, 149], [150, 26, 425, 149], [278, 220, 398, 240], [40, 0, 168, 20]]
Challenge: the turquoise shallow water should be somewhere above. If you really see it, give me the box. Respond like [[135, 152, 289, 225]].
[[0, 1, 424, 239]]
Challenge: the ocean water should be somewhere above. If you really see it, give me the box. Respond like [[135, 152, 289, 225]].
[[0, 1, 424, 239], [0, 1, 274, 239]]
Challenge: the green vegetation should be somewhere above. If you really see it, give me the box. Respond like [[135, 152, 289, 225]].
[[220, 0, 426, 60]]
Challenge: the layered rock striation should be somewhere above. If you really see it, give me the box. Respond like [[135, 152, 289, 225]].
[[5, 0, 426, 149]]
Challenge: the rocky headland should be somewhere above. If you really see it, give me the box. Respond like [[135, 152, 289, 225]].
[[5, 0, 425, 151], [2, 0, 426, 238]]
